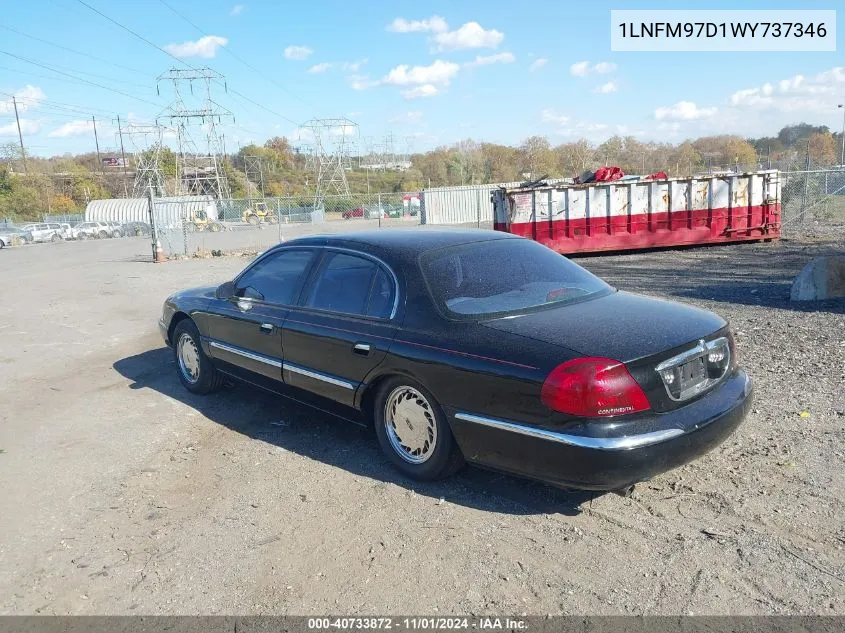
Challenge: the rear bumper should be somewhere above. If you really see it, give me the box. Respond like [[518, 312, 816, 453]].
[[447, 370, 752, 491]]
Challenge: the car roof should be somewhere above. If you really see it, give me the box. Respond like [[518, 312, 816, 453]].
[[281, 228, 518, 256]]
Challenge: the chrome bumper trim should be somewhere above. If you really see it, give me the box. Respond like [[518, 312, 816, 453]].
[[454, 412, 685, 451]]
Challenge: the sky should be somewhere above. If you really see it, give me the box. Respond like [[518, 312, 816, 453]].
[[0, 0, 843, 158]]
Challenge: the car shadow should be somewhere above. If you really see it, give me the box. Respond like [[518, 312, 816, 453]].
[[113, 348, 597, 516]]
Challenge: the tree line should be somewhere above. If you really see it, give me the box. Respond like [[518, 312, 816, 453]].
[[1, 123, 842, 222]]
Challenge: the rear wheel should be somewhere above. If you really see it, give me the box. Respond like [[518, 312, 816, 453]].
[[172, 319, 224, 395], [373, 377, 464, 480], [51, 233, 61, 243], [98, 230, 108, 239]]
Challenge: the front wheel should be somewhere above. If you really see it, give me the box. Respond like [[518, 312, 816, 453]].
[[373, 377, 464, 481], [172, 319, 224, 395], [98, 231, 108, 239], [51, 233, 61, 243]]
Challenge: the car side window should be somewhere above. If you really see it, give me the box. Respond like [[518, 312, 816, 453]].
[[306, 252, 395, 318], [366, 267, 395, 318], [235, 249, 315, 305]]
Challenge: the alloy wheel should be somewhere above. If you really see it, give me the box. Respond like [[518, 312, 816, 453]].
[[384, 386, 438, 464], [177, 332, 201, 384]]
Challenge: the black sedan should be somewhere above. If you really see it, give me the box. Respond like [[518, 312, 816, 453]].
[[159, 230, 752, 491]]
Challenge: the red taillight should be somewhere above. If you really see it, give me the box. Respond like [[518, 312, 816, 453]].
[[541, 357, 651, 417]]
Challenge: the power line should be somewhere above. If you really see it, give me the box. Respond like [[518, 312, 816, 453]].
[[0, 90, 118, 118], [156, 0, 324, 115], [225, 87, 300, 128], [0, 57, 150, 91], [0, 50, 161, 107], [75, 0, 306, 127], [0, 23, 149, 77], [74, 0, 197, 70], [2, 92, 117, 117]]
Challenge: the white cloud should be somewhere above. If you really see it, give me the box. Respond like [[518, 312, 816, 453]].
[[657, 121, 682, 134], [570, 61, 616, 77], [342, 59, 367, 72], [389, 111, 424, 124], [615, 125, 645, 136], [541, 109, 570, 126], [529, 58, 548, 72], [728, 67, 845, 113], [348, 75, 377, 91], [402, 85, 439, 100], [594, 81, 617, 94], [464, 52, 515, 68], [308, 62, 332, 73], [0, 85, 45, 113], [48, 119, 95, 138], [0, 119, 40, 137], [541, 109, 613, 138], [387, 15, 448, 33], [382, 60, 460, 87], [163, 35, 228, 59], [284, 45, 313, 61], [433, 22, 503, 51], [592, 62, 616, 74], [654, 101, 718, 121], [230, 4, 244, 16]]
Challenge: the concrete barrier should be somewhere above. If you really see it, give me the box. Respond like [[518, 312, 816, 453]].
[[790, 256, 845, 301]]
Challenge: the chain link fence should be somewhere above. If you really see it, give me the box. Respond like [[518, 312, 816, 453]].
[[151, 192, 422, 257], [141, 168, 845, 258], [780, 168, 845, 236]]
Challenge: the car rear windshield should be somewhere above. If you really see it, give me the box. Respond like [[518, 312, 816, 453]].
[[421, 238, 612, 318]]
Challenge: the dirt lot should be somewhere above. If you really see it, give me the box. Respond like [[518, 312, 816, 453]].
[[0, 234, 843, 615]]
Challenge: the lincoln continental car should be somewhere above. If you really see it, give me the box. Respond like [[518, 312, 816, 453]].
[[159, 230, 752, 491]]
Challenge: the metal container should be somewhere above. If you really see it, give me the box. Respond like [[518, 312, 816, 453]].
[[85, 196, 218, 227], [422, 180, 569, 225], [491, 171, 781, 254]]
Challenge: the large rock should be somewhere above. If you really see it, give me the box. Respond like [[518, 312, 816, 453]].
[[790, 256, 845, 301]]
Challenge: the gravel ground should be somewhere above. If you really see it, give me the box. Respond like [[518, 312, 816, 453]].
[[0, 234, 843, 616]]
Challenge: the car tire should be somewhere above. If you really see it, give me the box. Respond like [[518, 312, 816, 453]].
[[373, 376, 464, 481], [172, 319, 224, 395], [98, 231, 108, 239], [51, 233, 61, 243], [0, 239, 5, 249]]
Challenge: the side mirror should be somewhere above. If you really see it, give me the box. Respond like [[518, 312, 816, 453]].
[[215, 281, 236, 300]]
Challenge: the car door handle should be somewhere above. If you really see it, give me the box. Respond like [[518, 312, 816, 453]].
[[353, 342, 371, 355], [259, 323, 274, 334]]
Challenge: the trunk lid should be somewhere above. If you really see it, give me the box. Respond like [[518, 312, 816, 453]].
[[481, 291, 726, 362], [482, 291, 731, 412]]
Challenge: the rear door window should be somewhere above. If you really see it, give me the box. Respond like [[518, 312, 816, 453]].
[[305, 252, 395, 318]]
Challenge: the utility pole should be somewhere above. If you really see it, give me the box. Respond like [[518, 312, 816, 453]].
[[12, 97, 28, 174], [838, 104, 845, 166], [116, 114, 129, 197], [92, 115, 103, 175]]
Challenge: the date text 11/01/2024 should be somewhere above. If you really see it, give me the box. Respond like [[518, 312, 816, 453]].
[[307, 618, 527, 630], [618, 22, 828, 38]]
